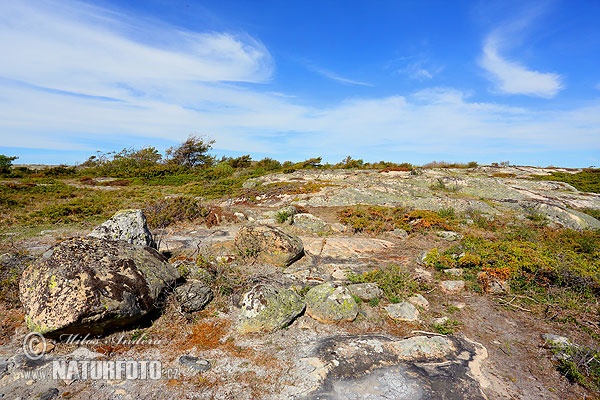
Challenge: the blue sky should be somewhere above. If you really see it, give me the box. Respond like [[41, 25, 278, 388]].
[[1, 0, 599, 167]]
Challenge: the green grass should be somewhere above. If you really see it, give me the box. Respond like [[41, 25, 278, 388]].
[[531, 168, 600, 194], [347, 264, 429, 303]]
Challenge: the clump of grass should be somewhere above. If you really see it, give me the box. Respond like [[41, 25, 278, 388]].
[[348, 264, 429, 302], [432, 319, 461, 335], [437, 207, 456, 219], [553, 344, 600, 392], [429, 178, 460, 192], [275, 209, 293, 224]]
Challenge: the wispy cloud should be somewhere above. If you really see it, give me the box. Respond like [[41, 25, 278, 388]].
[[307, 65, 372, 87], [478, 5, 564, 98], [397, 60, 443, 81], [0, 1, 273, 97], [480, 35, 563, 98]]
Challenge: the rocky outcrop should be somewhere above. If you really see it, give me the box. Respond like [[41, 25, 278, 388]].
[[174, 280, 213, 313], [237, 284, 305, 333], [305, 283, 358, 323], [19, 237, 179, 337], [88, 209, 156, 248], [234, 224, 304, 267], [306, 334, 487, 399]]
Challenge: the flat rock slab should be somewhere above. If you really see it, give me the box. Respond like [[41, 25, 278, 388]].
[[303, 334, 486, 400], [441, 280, 466, 293], [385, 302, 419, 322], [302, 237, 395, 261]]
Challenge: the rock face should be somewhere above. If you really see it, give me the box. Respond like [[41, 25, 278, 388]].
[[234, 224, 304, 267], [174, 280, 213, 313], [19, 237, 179, 337], [237, 284, 305, 333], [88, 209, 156, 248], [305, 283, 358, 323]]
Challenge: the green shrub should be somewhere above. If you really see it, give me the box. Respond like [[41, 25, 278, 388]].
[[348, 264, 427, 302], [531, 169, 600, 194]]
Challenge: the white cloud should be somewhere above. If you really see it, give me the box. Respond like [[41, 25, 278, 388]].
[[0, 1, 597, 167], [399, 61, 443, 81], [308, 65, 372, 86], [0, 1, 273, 99], [480, 35, 563, 98]]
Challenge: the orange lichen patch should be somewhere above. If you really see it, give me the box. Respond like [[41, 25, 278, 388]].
[[185, 318, 231, 351], [483, 267, 512, 281], [478, 267, 512, 293]]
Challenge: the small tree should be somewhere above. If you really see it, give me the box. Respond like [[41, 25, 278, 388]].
[[0, 155, 17, 175], [166, 135, 215, 168]]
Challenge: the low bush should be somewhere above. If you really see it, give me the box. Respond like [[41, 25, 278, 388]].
[[347, 264, 429, 302]]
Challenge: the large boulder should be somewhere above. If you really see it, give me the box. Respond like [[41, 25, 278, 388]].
[[19, 237, 179, 337], [234, 225, 304, 267], [237, 284, 305, 334], [305, 283, 358, 323], [88, 209, 156, 248]]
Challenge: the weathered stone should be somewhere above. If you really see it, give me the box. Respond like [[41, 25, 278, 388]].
[[234, 225, 304, 267], [444, 268, 464, 276], [39, 388, 59, 400], [237, 284, 305, 333], [179, 355, 211, 372], [541, 333, 571, 348], [440, 280, 465, 293], [293, 213, 329, 233], [302, 237, 394, 260], [19, 237, 179, 337], [407, 294, 429, 309], [88, 209, 156, 248], [389, 228, 409, 239], [347, 283, 383, 301], [385, 302, 419, 322], [174, 280, 213, 313], [437, 231, 463, 241], [305, 283, 358, 323], [388, 335, 455, 359]]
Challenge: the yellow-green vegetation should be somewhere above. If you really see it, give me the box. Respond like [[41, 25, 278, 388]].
[[338, 205, 453, 234], [433, 319, 461, 335], [531, 168, 600, 193], [347, 264, 430, 303], [424, 227, 600, 299]]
